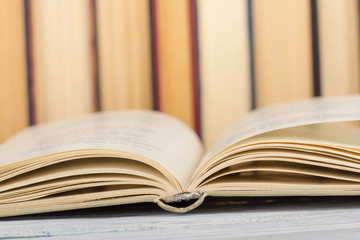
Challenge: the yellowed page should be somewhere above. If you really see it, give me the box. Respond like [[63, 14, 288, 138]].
[[0, 111, 203, 187], [195, 123, 360, 196], [0, 191, 158, 218], [201, 96, 360, 166], [0, 158, 173, 194]]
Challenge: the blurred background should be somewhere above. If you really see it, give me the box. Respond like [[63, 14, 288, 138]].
[[0, 0, 359, 148]]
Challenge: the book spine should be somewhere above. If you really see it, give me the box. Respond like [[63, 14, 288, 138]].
[[29, 0, 95, 124], [96, 0, 152, 111], [155, 191, 207, 213], [197, 0, 251, 147], [0, 0, 28, 143], [317, 0, 360, 96], [252, 0, 313, 107], [151, 0, 196, 129]]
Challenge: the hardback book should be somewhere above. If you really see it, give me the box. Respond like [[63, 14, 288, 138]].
[[317, 0, 360, 96], [1, 96, 360, 217], [0, 0, 28, 144], [252, 0, 313, 107], [197, 0, 251, 148], [96, 0, 153, 111], [30, 0, 95, 123], [152, 0, 196, 129]]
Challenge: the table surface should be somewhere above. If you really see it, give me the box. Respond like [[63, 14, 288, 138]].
[[2, 196, 360, 239]]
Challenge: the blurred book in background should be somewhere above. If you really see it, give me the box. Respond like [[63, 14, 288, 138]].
[[1, 0, 360, 146], [96, 0, 152, 111], [197, 0, 251, 147], [152, 0, 196, 130], [29, 0, 95, 124], [0, 0, 28, 143], [252, 0, 313, 107], [317, 0, 360, 96]]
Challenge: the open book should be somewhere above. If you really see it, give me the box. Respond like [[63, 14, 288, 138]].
[[2, 96, 360, 217]]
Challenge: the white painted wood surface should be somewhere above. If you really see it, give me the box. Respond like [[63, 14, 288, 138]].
[[1, 197, 360, 239]]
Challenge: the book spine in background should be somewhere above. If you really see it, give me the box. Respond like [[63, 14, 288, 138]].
[[189, 0, 202, 137], [252, 0, 313, 107], [3, 0, 360, 145], [28, 0, 95, 124], [89, 0, 101, 112], [317, 0, 360, 96], [96, 0, 152, 111], [197, 0, 251, 147], [0, 0, 28, 143], [150, 0, 195, 129], [310, 0, 321, 97]]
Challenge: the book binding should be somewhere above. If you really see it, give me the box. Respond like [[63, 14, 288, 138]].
[[155, 191, 207, 213]]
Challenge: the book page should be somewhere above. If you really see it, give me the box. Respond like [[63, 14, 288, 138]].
[[200, 95, 360, 167], [0, 111, 203, 187]]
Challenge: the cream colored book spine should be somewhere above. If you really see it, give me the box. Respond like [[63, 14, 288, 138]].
[[197, 0, 251, 147], [96, 0, 152, 110], [31, 0, 94, 123], [253, 0, 313, 107], [317, 0, 360, 96]]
